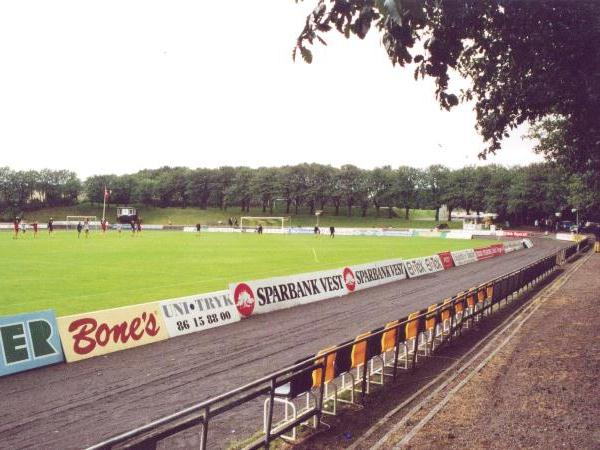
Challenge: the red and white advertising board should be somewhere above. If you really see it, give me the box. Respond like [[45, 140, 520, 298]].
[[57, 302, 169, 362], [344, 259, 406, 292], [403, 255, 444, 278], [229, 268, 347, 318], [474, 243, 505, 261], [502, 230, 529, 237], [438, 251, 455, 270], [450, 248, 478, 266]]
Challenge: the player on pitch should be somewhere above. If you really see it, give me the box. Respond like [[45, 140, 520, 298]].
[[83, 219, 90, 238], [13, 217, 19, 239]]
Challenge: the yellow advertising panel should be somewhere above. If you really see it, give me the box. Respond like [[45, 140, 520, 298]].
[[57, 302, 168, 362]]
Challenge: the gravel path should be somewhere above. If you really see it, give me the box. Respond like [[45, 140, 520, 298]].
[[398, 251, 600, 449]]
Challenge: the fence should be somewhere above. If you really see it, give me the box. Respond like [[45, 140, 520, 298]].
[[89, 239, 587, 450]]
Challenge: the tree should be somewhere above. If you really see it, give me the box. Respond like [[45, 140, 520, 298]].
[[395, 166, 420, 219], [422, 165, 449, 221], [186, 168, 214, 209], [85, 175, 115, 204], [295, 1, 600, 175], [337, 164, 365, 216], [370, 166, 396, 218]]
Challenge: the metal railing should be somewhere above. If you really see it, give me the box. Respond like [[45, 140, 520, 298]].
[[89, 241, 585, 450]]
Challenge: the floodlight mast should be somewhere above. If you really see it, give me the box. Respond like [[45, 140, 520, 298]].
[[315, 210, 323, 227]]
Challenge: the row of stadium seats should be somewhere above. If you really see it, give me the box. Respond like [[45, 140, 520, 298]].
[[263, 252, 563, 442]]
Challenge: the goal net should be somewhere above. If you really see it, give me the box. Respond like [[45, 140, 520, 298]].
[[66, 216, 99, 230], [240, 217, 291, 232]]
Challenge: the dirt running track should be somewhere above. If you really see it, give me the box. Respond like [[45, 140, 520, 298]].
[[0, 238, 569, 449]]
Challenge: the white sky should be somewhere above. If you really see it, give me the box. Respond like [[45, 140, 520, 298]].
[[0, 0, 543, 179]]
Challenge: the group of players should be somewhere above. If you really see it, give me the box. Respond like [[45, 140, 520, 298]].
[[11, 217, 49, 239], [11, 217, 143, 239], [314, 225, 336, 238]]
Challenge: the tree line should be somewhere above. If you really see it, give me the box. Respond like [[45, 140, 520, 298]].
[[1, 163, 598, 224]]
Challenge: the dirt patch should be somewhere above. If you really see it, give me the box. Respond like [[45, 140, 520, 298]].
[[400, 254, 600, 449]]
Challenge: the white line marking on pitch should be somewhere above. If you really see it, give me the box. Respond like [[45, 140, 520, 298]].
[[312, 248, 319, 263]]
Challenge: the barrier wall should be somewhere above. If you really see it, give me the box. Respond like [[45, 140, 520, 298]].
[[0, 237, 536, 374], [57, 302, 168, 362], [160, 290, 239, 337], [0, 310, 64, 376]]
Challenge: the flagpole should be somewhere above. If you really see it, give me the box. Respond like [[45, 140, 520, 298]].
[[102, 186, 107, 222]]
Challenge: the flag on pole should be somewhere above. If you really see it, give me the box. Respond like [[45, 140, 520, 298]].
[[104, 186, 110, 201]]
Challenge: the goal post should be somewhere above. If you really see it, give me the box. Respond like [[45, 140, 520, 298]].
[[66, 216, 98, 230], [239, 216, 291, 232]]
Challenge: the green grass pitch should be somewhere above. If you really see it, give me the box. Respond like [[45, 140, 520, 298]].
[[1, 231, 495, 317]]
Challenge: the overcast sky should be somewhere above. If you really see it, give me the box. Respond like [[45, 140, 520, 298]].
[[0, 0, 543, 179]]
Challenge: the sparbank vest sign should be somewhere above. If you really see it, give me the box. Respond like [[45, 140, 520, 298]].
[[229, 258, 407, 317]]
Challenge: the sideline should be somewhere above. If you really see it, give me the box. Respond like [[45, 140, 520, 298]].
[[350, 251, 591, 450]]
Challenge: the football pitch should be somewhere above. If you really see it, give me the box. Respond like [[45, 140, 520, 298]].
[[1, 231, 495, 317]]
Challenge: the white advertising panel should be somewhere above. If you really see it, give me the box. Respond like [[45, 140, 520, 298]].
[[450, 248, 478, 266], [446, 230, 474, 240], [229, 268, 347, 318], [503, 240, 526, 253], [403, 255, 444, 278], [343, 259, 406, 292], [160, 290, 240, 337], [555, 233, 575, 242]]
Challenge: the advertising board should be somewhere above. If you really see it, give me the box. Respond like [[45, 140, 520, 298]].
[[503, 240, 526, 253], [503, 230, 529, 237], [160, 291, 240, 337], [438, 251, 455, 270], [0, 310, 64, 377], [344, 259, 406, 291], [403, 255, 444, 278], [555, 233, 575, 242], [474, 243, 505, 261], [450, 248, 478, 266], [229, 268, 347, 318], [57, 303, 168, 362]]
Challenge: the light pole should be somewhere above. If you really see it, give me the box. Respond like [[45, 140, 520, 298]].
[[571, 208, 579, 232], [315, 210, 322, 228]]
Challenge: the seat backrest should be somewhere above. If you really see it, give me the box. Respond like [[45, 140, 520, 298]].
[[454, 292, 465, 314], [367, 327, 384, 360], [351, 332, 370, 369], [312, 346, 337, 387], [381, 320, 399, 353], [426, 304, 439, 331], [441, 298, 453, 322], [288, 358, 316, 398], [405, 312, 422, 340], [486, 283, 494, 301], [334, 339, 353, 376], [477, 284, 487, 303], [466, 288, 477, 307]]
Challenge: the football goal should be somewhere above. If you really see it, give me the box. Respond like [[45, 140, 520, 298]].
[[239, 216, 291, 232], [66, 216, 99, 230]]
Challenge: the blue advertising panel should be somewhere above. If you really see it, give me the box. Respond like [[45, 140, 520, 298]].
[[0, 310, 64, 377]]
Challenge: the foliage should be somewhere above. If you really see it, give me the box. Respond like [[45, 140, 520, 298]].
[[294, 0, 600, 173], [2, 162, 596, 224]]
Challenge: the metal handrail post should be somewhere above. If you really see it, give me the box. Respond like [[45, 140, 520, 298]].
[[392, 322, 401, 382], [200, 406, 210, 450], [263, 378, 277, 449]]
